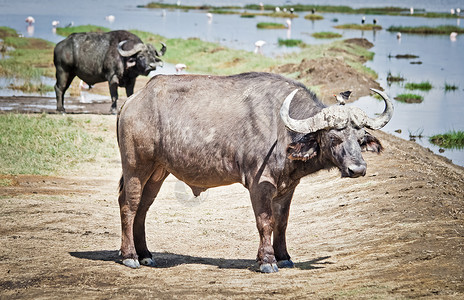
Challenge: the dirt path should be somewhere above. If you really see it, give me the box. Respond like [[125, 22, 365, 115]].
[[0, 113, 463, 299]]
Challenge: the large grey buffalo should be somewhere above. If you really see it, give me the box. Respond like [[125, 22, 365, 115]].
[[117, 72, 393, 273], [53, 30, 166, 113]]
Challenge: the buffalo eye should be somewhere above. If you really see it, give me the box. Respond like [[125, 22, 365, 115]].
[[330, 135, 343, 147]]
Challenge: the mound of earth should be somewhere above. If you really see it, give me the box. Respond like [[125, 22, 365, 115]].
[[272, 38, 380, 104]]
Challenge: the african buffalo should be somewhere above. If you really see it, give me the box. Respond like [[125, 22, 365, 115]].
[[53, 30, 166, 113], [117, 72, 393, 272]]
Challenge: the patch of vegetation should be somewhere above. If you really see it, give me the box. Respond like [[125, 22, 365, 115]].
[[0, 27, 55, 90], [387, 25, 464, 34], [55, 25, 110, 37], [278, 38, 304, 47], [312, 32, 342, 39], [386, 72, 405, 83], [240, 13, 256, 18], [334, 24, 382, 30], [444, 83, 459, 91], [429, 130, 464, 149], [394, 93, 423, 103], [405, 81, 432, 91], [0, 114, 104, 175], [389, 53, 419, 59], [7, 82, 54, 94], [257, 22, 287, 29], [304, 14, 324, 20]]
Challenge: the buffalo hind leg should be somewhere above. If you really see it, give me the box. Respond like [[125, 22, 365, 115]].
[[54, 68, 75, 112], [118, 175, 144, 268], [250, 181, 278, 273], [134, 169, 169, 267], [272, 189, 296, 268]]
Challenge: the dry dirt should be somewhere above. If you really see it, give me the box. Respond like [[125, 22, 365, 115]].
[[1, 39, 463, 298], [1, 115, 463, 299]]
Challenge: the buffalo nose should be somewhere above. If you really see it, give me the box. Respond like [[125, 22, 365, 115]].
[[347, 164, 366, 178]]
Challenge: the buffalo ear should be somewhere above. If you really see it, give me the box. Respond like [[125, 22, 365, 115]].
[[287, 134, 319, 161], [361, 132, 383, 153]]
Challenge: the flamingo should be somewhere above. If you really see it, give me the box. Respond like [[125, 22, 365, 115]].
[[254, 40, 266, 54], [286, 19, 292, 29], [25, 16, 35, 25], [175, 63, 187, 74], [105, 15, 115, 23]]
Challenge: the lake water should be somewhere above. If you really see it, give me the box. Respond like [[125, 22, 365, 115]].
[[0, 0, 463, 166]]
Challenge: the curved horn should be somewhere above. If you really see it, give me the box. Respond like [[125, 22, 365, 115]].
[[280, 89, 349, 133], [365, 88, 394, 129], [352, 88, 393, 129], [117, 41, 147, 57], [159, 42, 167, 56]]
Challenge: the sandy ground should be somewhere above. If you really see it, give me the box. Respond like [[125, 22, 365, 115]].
[[0, 111, 463, 299]]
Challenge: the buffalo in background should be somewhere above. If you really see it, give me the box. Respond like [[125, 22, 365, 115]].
[[53, 30, 166, 113]]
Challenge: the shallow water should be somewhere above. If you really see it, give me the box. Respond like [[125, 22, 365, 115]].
[[0, 0, 462, 166]]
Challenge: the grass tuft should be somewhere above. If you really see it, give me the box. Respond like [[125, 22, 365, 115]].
[[278, 38, 304, 47], [334, 24, 382, 30], [257, 22, 287, 29], [444, 83, 459, 91], [405, 81, 432, 91], [312, 32, 342, 39], [429, 130, 464, 149], [387, 25, 464, 34], [304, 14, 324, 20], [394, 93, 423, 103]]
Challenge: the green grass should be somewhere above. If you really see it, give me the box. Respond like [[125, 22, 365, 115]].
[[0, 27, 55, 91], [0, 114, 108, 175], [387, 25, 464, 34], [55, 25, 110, 37], [257, 22, 287, 29], [405, 81, 432, 91], [312, 32, 342, 39], [334, 24, 382, 30], [386, 72, 405, 82], [278, 38, 304, 47], [394, 93, 423, 103], [429, 130, 464, 149], [304, 14, 324, 20], [444, 83, 459, 91]]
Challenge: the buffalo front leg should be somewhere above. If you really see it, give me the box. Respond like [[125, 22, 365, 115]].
[[250, 181, 278, 273], [108, 75, 119, 114], [118, 176, 144, 268], [272, 189, 296, 268], [133, 169, 169, 267]]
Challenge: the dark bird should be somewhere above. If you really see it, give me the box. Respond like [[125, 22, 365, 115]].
[[334, 90, 352, 105]]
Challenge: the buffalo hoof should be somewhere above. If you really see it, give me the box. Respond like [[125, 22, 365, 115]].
[[260, 263, 279, 273], [110, 107, 117, 115], [277, 259, 294, 268], [140, 257, 156, 267], [122, 258, 140, 269]]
